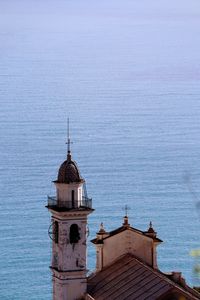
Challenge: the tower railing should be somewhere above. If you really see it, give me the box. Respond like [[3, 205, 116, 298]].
[[47, 195, 92, 209]]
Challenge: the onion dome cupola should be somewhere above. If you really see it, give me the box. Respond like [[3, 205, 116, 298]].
[[57, 151, 83, 184]]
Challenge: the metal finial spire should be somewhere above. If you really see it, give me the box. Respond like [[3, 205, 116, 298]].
[[123, 205, 131, 227], [66, 117, 73, 159], [100, 222, 104, 231], [124, 205, 130, 217], [146, 220, 156, 237]]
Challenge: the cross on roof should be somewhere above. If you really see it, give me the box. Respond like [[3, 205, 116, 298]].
[[66, 117, 73, 153], [124, 205, 131, 217]]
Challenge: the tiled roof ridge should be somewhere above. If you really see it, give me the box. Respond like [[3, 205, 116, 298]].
[[128, 254, 200, 299], [88, 253, 200, 299]]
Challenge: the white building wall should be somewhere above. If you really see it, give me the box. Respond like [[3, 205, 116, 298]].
[[50, 212, 90, 300], [53, 276, 87, 300], [101, 230, 153, 268], [55, 182, 83, 207], [51, 217, 87, 271], [60, 220, 87, 271]]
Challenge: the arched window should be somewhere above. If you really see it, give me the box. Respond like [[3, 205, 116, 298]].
[[70, 224, 80, 244], [71, 190, 75, 208]]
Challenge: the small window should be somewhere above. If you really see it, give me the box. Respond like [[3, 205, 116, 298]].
[[70, 224, 80, 244], [72, 190, 75, 208], [54, 221, 59, 244]]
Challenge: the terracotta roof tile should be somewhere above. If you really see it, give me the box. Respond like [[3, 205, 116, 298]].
[[87, 254, 200, 300]]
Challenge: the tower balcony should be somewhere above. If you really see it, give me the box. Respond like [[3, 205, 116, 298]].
[[47, 195, 92, 210]]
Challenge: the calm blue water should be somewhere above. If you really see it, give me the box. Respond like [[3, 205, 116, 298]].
[[1, 0, 200, 298]]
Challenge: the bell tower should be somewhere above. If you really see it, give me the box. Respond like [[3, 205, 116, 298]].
[[47, 122, 93, 300]]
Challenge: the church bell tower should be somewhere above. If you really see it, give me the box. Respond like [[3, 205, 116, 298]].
[[47, 123, 93, 300]]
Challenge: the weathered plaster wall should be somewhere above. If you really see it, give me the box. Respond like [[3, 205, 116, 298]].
[[99, 230, 154, 269]]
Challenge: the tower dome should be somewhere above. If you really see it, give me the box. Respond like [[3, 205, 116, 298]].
[[57, 152, 82, 183]]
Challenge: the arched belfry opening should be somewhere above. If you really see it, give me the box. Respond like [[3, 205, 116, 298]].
[[70, 224, 80, 244]]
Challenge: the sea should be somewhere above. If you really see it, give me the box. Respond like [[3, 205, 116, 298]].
[[1, 0, 200, 299]]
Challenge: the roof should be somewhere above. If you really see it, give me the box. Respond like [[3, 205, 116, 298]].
[[91, 225, 163, 244], [56, 152, 83, 184], [87, 254, 200, 300]]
